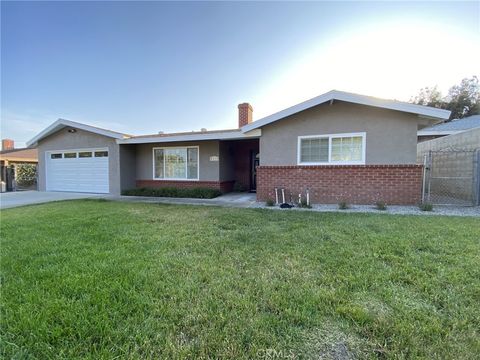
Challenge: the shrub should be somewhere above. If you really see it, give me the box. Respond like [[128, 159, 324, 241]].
[[375, 201, 387, 211], [419, 202, 433, 211], [338, 201, 349, 210], [121, 187, 222, 199], [16, 164, 37, 187], [265, 199, 275, 207], [298, 199, 312, 209]]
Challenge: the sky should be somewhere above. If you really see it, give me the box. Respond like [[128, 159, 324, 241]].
[[1, 1, 479, 147]]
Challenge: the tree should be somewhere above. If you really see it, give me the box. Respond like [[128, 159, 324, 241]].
[[411, 86, 445, 108], [412, 76, 480, 120], [445, 76, 480, 119]]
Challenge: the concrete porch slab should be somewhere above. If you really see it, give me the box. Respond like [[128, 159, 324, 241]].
[[108, 192, 257, 208]]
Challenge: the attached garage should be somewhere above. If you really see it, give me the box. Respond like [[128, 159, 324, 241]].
[[46, 148, 109, 193], [27, 119, 129, 195]]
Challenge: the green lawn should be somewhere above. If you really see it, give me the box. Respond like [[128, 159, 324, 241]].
[[1, 200, 479, 359]]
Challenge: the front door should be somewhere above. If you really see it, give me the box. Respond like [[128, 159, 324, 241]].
[[250, 151, 259, 191]]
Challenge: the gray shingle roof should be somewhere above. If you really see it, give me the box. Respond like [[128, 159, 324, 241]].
[[422, 115, 480, 132]]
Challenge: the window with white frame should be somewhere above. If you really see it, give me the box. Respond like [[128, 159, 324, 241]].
[[153, 147, 199, 180], [298, 132, 365, 165]]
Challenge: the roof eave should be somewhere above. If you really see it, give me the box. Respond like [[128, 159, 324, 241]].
[[241, 90, 451, 133], [117, 129, 261, 144], [417, 130, 465, 136], [26, 119, 128, 148]]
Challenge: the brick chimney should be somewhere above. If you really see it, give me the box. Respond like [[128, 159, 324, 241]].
[[238, 103, 253, 128], [1, 139, 14, 151]]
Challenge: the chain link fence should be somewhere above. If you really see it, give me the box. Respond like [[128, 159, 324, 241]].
[[422, 149, 480, 206]]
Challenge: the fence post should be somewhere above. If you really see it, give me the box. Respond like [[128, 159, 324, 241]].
[[426, 151, 432, 203], [475, 149, 480, 206], [422, 154, 427, 203], [36, 163, 39, 191]]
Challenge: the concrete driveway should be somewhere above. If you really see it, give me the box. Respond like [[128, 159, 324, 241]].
[[0, 191, 104, 209]]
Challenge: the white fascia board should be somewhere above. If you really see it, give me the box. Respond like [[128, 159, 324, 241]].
[[417, 130, 464, 136], [117, 129, 261, 144], [27, 119, 127, 147], [241, 90, 452, 133]]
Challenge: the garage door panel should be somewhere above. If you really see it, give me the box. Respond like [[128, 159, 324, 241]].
[[46, 149, 110, 193]]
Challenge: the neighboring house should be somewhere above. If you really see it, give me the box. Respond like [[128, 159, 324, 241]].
[[27, 90, 450, 204], [0, 139, 39, 191], [417, 114, 480, 142]]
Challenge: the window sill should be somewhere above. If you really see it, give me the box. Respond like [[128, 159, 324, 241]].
[[298, 162, 365, 166], [152, 178, 200, 181]]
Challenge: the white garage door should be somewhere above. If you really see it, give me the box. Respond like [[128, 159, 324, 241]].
[[46, 148, 109, 193]]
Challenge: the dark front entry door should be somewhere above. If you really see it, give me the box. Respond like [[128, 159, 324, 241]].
[[250, 151, 259, 191]]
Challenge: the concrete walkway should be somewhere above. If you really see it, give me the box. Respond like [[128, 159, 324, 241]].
[[0, 191, 104, 209], [107, 192, 257, 208]]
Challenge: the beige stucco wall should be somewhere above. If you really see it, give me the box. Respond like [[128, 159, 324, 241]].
[[135, 141, 221, 181], [260, 101, 420, 165], [219, 141, 235, 182], [119, 145, 137, 191], [37, 128, 121, 194]]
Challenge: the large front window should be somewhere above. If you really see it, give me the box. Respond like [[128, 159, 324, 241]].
[[298, 132, 365, 165], [153, 147, 199, 180]]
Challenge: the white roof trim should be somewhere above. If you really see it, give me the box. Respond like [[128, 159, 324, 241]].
[[26, 119, 128, 147], [241, 90, 452, 133], [117, 129, 261, 144], [417, 130, 465, 136]]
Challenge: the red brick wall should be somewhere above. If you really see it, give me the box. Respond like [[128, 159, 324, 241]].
[[2, 139, 14, 151], [256, 165, 423, 205], [136, 180, 234, 193], [238, 103, 253, 128]]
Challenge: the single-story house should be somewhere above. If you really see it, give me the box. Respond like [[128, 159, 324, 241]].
[[1, 139, 38, 191], [27, 90, 451, 204], [417, 114, 480, 142]]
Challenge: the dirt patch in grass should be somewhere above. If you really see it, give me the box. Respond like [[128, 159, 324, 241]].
[[299, 321, 373, 359]]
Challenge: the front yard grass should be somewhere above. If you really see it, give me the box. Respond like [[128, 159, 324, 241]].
[[1, 200, 479, 359]]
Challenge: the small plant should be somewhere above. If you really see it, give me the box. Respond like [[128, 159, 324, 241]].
[[298, 199, 312, 209], [338, 201, 349, 210], [265, 199, 275, 207], [375, 201, 387, 211], [419, 202, 433, 211]]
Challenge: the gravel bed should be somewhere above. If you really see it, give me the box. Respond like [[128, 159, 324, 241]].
[[251, 202, 480, 217]]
